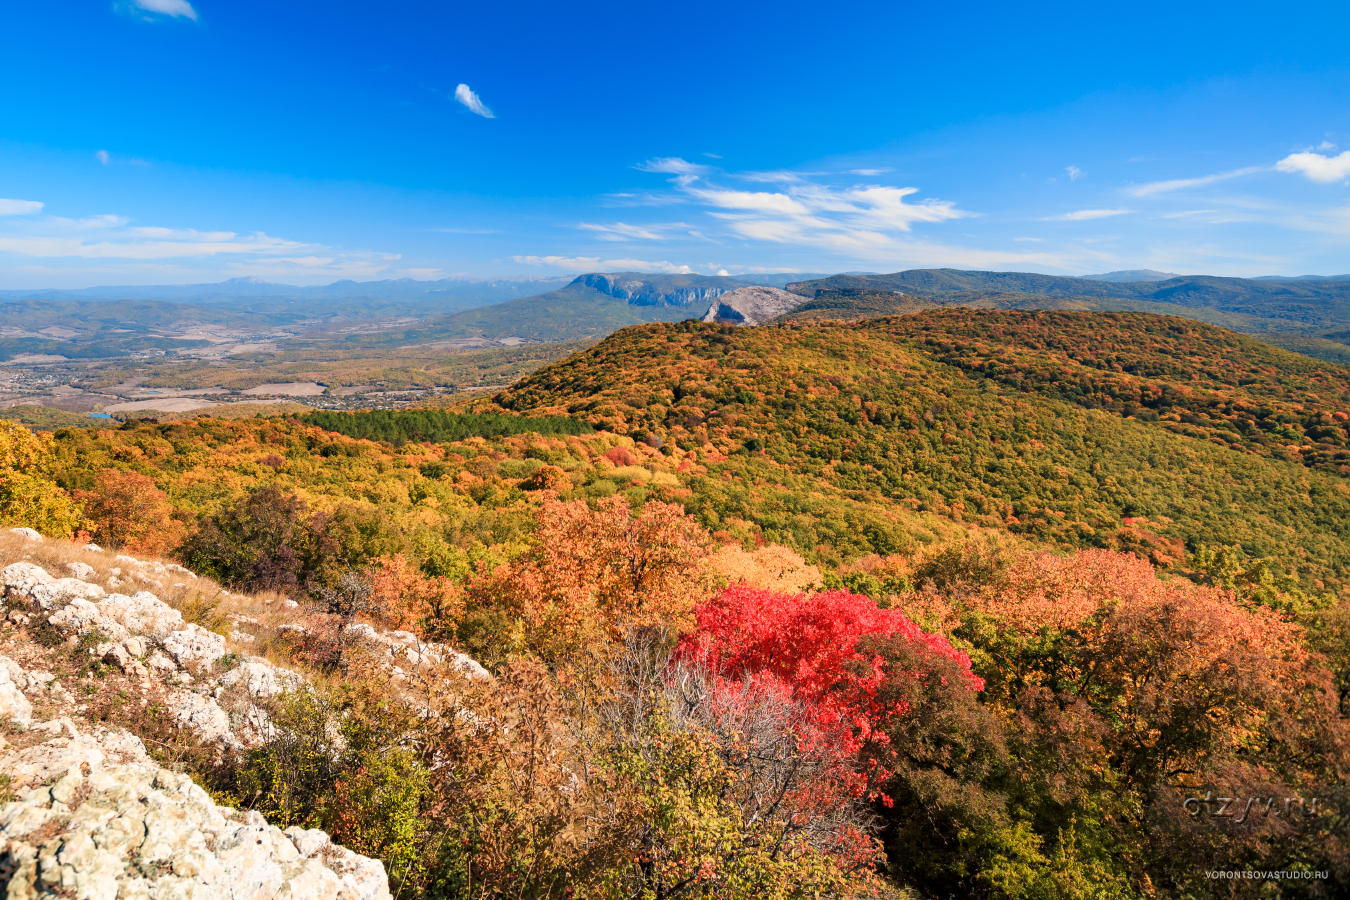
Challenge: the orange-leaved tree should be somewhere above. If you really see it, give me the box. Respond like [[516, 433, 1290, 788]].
[[469, 493, 711, 662], [76, 468, 184, 555], [367, 553, 464, 640]]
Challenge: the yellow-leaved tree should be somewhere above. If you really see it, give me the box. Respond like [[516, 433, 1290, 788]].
[[0, 421, 82, 538]]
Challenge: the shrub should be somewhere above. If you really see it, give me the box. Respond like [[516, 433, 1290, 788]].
[[75, 468, 184, 555], [179, 486, 313, 592]]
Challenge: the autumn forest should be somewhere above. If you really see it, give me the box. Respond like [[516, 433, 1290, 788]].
[[4, 308, 1350, 899]]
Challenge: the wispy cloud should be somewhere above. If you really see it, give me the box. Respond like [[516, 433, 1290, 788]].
[[94, 150, 148, 167], [454, 84, 495, 118], [849, 168, 892, 176], [1045, 208, 1132, 221], [0, 200, 43, 216], [513, 254, 695, 274], [634, 157, 710, 177], [1127, 166, 1266, 196], [1276, 149, 1350, 184], [129, 0, 198, 20], [601, 192, 689, 208], [1066, 165, 1082, 181], [577, 222, 686, 241], [0, 205, 398, 279]]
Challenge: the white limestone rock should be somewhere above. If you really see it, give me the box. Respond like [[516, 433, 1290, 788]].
[[0, 656, 33, 727], [146, 651, 178, 677], [66, 562, 95, 580], [98, 590, 184, 638], [166, 690, 236, 747], [343, 623, 490, 683], [284, 826, 391, 900], [701, 285, 805, 326], [1, 562, 105, 611], [0, 724, 391, 900], [217, 658, 304, 700], [163, 623, 227, 669], [8, 527, 42, 543]]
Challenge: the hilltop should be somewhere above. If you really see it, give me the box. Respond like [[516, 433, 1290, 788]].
[[488, 311, 1350, 592]]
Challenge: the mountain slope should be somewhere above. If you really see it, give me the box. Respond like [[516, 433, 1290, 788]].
[[487, 312, 1350, 592], [346, 272, 796, 345]]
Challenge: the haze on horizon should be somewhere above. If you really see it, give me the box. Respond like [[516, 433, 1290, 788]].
[[1, 0, 1348, 290]]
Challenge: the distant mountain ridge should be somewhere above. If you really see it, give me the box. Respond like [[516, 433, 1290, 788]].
[[0, 274, 572, 303], [1085, 269, 1181, 282], [577, 273, 734, 308], [785, 269, 1350, 329], [351, 272, 822, 345]]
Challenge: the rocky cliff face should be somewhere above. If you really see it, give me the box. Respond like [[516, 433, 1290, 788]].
[[0, 539, 403, 900], [701, 286, 805, 326], [576, 274, 730, 309]]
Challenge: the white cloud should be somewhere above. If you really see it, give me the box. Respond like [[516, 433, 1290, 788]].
[[514, 255, 600, 270], [703, 153, 723, 159], [131, 0, 198, 20], [1066, 165, 1082, 181], [513, 254, 695, 274], [577, 222, 685, 241], [93, 150, 148, 167], [454, 84, 495, 118], [849, 168, 892, 176], [0, 200, 43, 216], [400, 268, 446, 279], [1128, 166, 1265, 196], [1014, 237, 1043, 242], [1276, 149, 1350, 184], [682, 178, 967, 246], [621, 160, 1111, 269], [0, 206, 398, 281], [1045, 208, 1132, 221], [634, 157, 710, 177]]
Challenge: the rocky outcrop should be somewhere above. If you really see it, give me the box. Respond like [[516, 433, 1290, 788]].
[[701, 286, 805, 326], [0, 549, 490, 898], [576, 273, 729, 309], [343, 624, 490, 682], [0, 715, 389, 900]]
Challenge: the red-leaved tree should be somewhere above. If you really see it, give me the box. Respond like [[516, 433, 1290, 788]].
[[675, 586, 983, 801]]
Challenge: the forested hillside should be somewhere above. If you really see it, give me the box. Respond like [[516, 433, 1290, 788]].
[[490, 311, 1350, 592]]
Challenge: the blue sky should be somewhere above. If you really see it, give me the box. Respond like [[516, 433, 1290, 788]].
[[1, 0, 1348, 288]]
